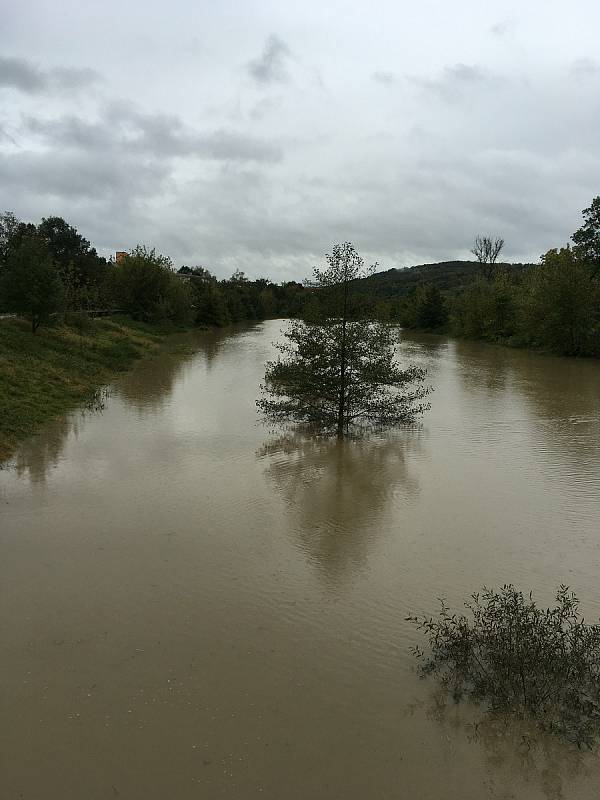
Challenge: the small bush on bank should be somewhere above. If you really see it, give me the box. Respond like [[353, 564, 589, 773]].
[[408, 585, 600, 747]]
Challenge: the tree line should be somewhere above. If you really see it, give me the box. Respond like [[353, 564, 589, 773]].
[[2, 200, 599, 356], [0, 212, 306, 332], [395, 199, 600, 356]]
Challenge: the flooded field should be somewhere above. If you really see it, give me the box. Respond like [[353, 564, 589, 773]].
[[2, 320, 600, 799]]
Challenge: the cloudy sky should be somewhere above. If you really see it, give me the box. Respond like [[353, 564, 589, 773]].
[[2, 1, 600, 280]]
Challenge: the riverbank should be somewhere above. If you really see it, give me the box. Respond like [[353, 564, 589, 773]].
[[403, 324, 600, 359], [0, 314, 188, 463]]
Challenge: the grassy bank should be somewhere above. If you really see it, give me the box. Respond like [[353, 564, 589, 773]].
[[0, 315, 182, 463]]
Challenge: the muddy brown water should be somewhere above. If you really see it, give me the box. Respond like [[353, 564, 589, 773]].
[[2, 320, 600, 799]]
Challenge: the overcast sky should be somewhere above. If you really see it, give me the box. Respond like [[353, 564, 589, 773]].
[[2, 1, 600, 280]]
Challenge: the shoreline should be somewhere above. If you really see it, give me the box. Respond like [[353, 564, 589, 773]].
[[0, 314, 194, 464], [400, 325, 600, 360]]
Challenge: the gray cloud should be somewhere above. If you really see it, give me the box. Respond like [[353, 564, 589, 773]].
[[247, 35, 291, 84], [408, 63, 499, 102], [2, 2, 600, 278], [0, 55, 99, 93], [570, 58, 600, 78], [490, 19, 515, 37], [371, 71, 396, 86], [0, 122, 18, 146], [155, 140, 592, 279], [25, 107, 283, 163], [0, 149, 169, 200]]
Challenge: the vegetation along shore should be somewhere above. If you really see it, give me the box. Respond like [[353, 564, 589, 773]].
[[0, 315, 174, 462]]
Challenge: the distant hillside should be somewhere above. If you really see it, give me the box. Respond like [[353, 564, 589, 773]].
[[353, 260, 533, 297]]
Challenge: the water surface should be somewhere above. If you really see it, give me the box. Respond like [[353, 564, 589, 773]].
[[2, 321, 600, 799]]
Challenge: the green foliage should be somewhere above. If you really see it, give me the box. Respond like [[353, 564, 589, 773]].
[[163, 276, 194, 325], [354, 261, 530, 299], [0, 234, 64, 332], [258, 243, 431, 438], [1, 213, 108, 312], [446, 250, 598, 356], [443, 202, 600, 355], [111, 246, 189, 324], [259, 285, 277, 318], [221, 270, 263, 321], [2, 209, 312, 329], [193, 281, 230, 327], [572, 196, 600, 274], [451, 273, 517, 342], [401, 284, 448, 329], [37, 216, 108, 308], [177, 267, 229, 327], [312, 241, 374, 289], [0, 211, 20, 263], [518, 248, 598, 356], [60, 261, 105, 311], [258, 318, 431, 435], [272, 281, 307, 317], [408, 585, 600, 747]]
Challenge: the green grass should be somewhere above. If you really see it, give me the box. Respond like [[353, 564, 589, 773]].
[[0, 315, 179, 462]]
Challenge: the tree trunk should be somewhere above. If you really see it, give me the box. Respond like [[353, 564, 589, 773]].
[[337, 269, 349, 439], [337, 317, 346, 438]]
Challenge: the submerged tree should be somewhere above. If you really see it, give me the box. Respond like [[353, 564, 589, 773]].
[[257, 243, 431, 438], [408, 585, 600, 747]]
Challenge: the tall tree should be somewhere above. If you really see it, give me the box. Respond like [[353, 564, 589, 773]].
[[258, 243, 431, 438], [0, 211, 21, 264], [37, 216, 101, 271], [37, 216, 107, 308], [471, 235, 505, 280], [0, 234, 64, 332], [312, 243, 372, 434], [572, 196, 600, 275]]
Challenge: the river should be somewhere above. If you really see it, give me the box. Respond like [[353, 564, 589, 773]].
[[2, 320, 600, 799]]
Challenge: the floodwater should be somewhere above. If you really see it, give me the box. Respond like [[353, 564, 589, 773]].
[[2, 320, 600, 799]]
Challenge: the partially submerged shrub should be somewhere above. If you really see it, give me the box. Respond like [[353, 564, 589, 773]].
[[408, 585, 600, 747]]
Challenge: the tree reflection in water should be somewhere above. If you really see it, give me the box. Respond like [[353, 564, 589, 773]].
[[257, 428, 422, 582], [407, 688, 596, 800], [117, 324, 260, 413], [450, 337, 600, 490], [115, 344, 193, 414], [195, 323, 261, 371], [12, 388, 109, 483]]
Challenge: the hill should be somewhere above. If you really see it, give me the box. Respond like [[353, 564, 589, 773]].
[[353, 260, 533, 297]]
